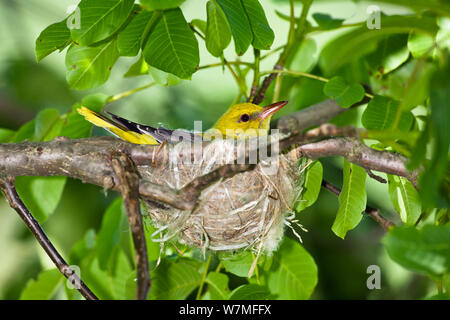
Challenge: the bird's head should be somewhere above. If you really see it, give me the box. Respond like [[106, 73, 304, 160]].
[[211, 101, 288, 138]]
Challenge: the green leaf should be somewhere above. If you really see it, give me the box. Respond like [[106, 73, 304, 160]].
[[82, 257, 115, 300], [228, 284, 271, 300], [124, 55, 149, 77], [97, 198, 124, 270], [323, 76, 365, 108], [241, 0, 274, 50], [290, 38, 317, 73], [383, 225, 450, 276], [61, 113, 88, 138], [388, 175, 421, 225], [361, 95, 413, 131], [61, 95, 109, 139], [295, 160, 323, 212], [149, 260, 202, 300], [83, 250, 132, 300], [71, 0, 135, 46], [12, 109, 65, 143], [149, 66, 182, 86], [220, 251, 253, 277], [109, 249, 134, 299], [419, 61, 449, 208], [408, 31, 434, 58], [216, 0, 252, 55], [206, 272, 230, 300], [142, 8, 199, 79], [332, 159, 367, 239], [20, 269, 62, 300], [12, 120, 35, 143], [320, 15, 438, 74], [205, 1, 232, 57], [69, 229, 96, 266], [366, 34, 410, 76], [118, 10, 153, 56], [312, 13, 344, 30], [82, 93, 110, 111], [15, 176, 67, 223], [143, 223, 163, 261], [66, 40, 119, 90], [140, 0, 185, 10], [191, 19, 207, 35], [35, 19, 71, 62], [0, 128, 16, 143], [408, 127, 429, 170], [267, 238, 318, 299], [34, 109, 61, 142], [436, 17, 450, 51], [398, 62, 434, 113]]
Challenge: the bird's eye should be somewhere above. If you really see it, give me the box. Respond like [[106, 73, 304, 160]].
[[240, 114, 250, 122]]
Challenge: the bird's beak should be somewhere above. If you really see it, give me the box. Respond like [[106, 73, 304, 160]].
[[258, 101, 288, 120]]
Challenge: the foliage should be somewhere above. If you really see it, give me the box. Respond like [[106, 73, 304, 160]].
[[0, 0, 449, 300]]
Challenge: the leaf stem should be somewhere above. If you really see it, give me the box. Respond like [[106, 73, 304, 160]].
[[272, 71, 283, 103], [197, 61, 253, 70], [260, 69, 328, 82], [260, 45, 286, 60], [249, 49, 261, 101], [196, 253, 212, 300], [308, 22, 364, 33], [108, 82, 156, 103], [288, 0, 296, 44], [260, 69, 374, 99], [189, 24, 205, 40], [224, 58, 248, 97]]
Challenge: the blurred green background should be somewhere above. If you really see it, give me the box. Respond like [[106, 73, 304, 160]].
[[0, 0, 433, 299]]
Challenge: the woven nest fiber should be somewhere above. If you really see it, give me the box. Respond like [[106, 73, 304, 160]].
[[139, 137, 306, 254]]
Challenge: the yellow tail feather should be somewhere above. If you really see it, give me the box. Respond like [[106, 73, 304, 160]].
[[77, 106, 159, 145]]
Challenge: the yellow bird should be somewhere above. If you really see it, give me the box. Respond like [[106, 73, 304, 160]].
[[77, 101, 288, 144]]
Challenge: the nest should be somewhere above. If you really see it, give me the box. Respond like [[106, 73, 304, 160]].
[[139, 136, 306, 254]]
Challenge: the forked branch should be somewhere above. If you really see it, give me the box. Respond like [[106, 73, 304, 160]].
[[0, 177, 98, 300]]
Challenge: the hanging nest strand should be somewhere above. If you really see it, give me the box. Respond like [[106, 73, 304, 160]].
[[138, 136, 306, 254]]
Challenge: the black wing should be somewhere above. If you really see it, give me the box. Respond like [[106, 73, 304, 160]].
[[106, 111, 201, 144]]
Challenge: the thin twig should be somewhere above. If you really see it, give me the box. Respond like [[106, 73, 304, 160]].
[[321, 180, 394, 230], [108, 82, 156, 103], [111, 153, 150, 300], [196, 253, 212, 300], [276, 96, 371, 134], [365, 169, 388, 184], [253, 63, 283, 104], [197, 61, 253, 70], [249, 49, 261, 101], [0, 177, 98, 300], [253, 0, 313, 104], [260, 69, 328, 83]]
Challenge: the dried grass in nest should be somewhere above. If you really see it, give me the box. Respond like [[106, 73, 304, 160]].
[[139, 137, 307, 255]]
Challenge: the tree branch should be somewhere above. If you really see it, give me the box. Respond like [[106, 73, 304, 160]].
[[0, 96, 419, 216], [0, 127, 419, 210], [0, 177, 98, 300], [297, 137, 418, 188], [321, 180, 394, 230], [111, 153, 150, 300], [275, 97, 371, 134]]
